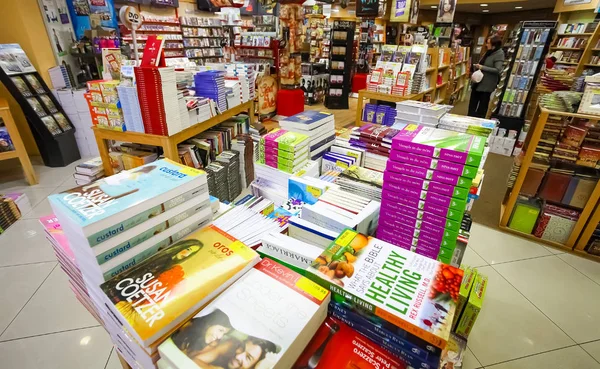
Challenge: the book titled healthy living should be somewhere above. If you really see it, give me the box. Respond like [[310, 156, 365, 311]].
[[158, 258, 330, 369], [99, 225, 260, 347], [49, 159, 207, 246], [306, 229, 463, 349], [392, 125, 487, 167]]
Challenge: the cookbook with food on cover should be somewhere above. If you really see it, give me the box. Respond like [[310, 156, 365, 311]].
[[99, 225, 260, 347], [305, 228, 463, 349]]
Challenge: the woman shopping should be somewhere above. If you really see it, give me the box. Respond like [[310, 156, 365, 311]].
[[468, 36, 505, 118]]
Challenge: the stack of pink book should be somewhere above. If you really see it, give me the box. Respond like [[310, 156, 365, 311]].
[[39, 215, 103, 323]]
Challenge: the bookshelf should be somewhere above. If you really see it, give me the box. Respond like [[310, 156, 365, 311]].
[[93, 100, 255, 176], [500, 106, 600, 253], [180, 16, 226, 65], [447, 46, 470, 105], [0, 98, 37, 185], [434, 47, 452, 104]]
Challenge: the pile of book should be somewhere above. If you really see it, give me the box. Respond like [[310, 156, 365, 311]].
[[439, 114, 496, 137], [231, 134, 255, 188], [56, 89, 99, 157], [2, 192, 31, 217], [223, 63, 257, 102], [73, 157, 105, 185], [378, 125, 486, 264], [305, 229, 465, 369], [252, 160, 319, 206], [279, 111, 336, 160], [194, 70, 227, 113], [345, 124, 401, 171], [0, 195, 22, 233], [394, 100, 451, 128], [258, 128, 310, 173], [215, 150, 241, 202], [334, 165, 383, 201], [48, 159, 215, 368], [362, 103, 397, 126]]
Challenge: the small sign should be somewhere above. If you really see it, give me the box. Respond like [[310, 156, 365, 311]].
[[119, 6, 142, 31]]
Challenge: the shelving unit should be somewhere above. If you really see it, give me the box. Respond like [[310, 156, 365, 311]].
[[500, 106, 600, 252], [180, 16, 225, 64], [120, 15, 185, 60], [0, 98, 37, 185], [447, 46, 470, 105], [93, 100, 255, 176]]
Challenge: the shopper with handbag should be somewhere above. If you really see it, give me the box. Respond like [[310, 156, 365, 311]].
[[468, 36, 505, 118]]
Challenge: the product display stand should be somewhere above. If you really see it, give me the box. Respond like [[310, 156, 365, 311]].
[[325, 20, 356, 109], [0, 98, 37, 185], [93, 100, 254, 176], [354, 89, 424, 126], [500, 105, 600, 251], [575, 203, 600, 261]]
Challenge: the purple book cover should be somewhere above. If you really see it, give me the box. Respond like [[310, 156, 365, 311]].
[[390, 150, 475, 178], [382, 187, 463, 221], [383, 181, 454, 209], [381, 202, 447, 229], [384, 171, 457, 198], [379, 217, 445, 245], [386, 160, 472, 189]]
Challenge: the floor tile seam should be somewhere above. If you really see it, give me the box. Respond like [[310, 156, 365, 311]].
[[486, 253, 554, 267], [104, 347, 115, 369], [490, 259, 578, 344], [0, 261, 57, 269], [0, 324, 101, 344], [0, 263, 58, 338], [555, 254, 600, 288]]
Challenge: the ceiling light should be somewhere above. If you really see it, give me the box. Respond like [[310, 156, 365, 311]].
[[515, 6, 523, 8], [431, 5, 437, 8], [482, 9, 489, 12], [480, 4, 488, 6]]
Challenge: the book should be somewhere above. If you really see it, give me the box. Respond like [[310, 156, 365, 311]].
[[100, 224, 260, 347], [306, 228, 463, 349], [258, 232, 324, 273], [76, 157, 104, 176], [392, 125, 487, 168], [279, 110, 334, 131], [287, 216, 340, 249], [158, 258, 330, 369], [293, 317, 406, 369], [48, 159, 208, 245]]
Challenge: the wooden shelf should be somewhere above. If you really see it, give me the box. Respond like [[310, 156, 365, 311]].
[[426, 67, 435, 72], [0, 151, 18, 161], [438, 65, 450, 70], [551, 46, 585, 51], [93, 100, 255, 176], [434, 97, 444, 104], [557, 33, 593, 36], [498, 225, 573, 251], [555, 61, 579, 65], [423, 87, 434, 93], [0, 98, 36, 185], [584, 63, 600, 67], [436, 82, 448, 88]]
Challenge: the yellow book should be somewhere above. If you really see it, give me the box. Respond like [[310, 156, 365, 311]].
[[100, 225, 260, 347]]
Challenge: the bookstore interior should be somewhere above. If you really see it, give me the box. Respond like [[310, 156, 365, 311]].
[[4, 0, 600, 368]]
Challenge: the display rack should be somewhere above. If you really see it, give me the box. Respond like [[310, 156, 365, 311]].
[[0, 98, 37, 185], [325, 20, 356, 109], [180, 16, 226, 65], [575, 202, 600, 261], [354, 89, 424, 126], [500, 106, 600, 252], [93, 100, 255, 176], [121, 15, 185, 60]]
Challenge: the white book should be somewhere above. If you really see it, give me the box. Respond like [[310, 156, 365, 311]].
[[259, 232, 323, 269], [287, 216, 339, 249]]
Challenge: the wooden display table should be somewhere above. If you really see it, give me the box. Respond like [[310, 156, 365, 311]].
[[93, 100, 255, 176], [0, 98, 37, 185], [500, 106, 600, 254], [355, 89, 424, 126]]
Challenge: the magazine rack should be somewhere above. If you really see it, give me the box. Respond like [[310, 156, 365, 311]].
[[325, 20, 356, 110], [0, 68, 80, 167]]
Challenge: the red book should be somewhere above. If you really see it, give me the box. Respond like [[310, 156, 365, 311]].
[[293, 317, 406, 369], [141, 35, 165, 67], [135, 67, 168, 135]]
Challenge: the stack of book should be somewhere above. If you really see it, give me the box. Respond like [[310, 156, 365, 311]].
[[135, 67, 183, 136], [306, 229, 464, 369], [231, 134, 255, 188], [279, 111, 336, 160], [394, 100, 451, 128], [334, 165, 383, 201], [2, 192, 31, 216], [224, 79, 242, 108], [117, 86, 145, 133], [224, 63, 257, 102], [252, 160, 319, 206], [194, 70, 227, 113], [362, 103, 397, 126], [300, 187, 380, 235], [0, 195, 21, 233], [439, 114, 496, 137], [73, 157, 105, 185], [378, 125, 485, 263], [47, 159, 216, 352], [39, 215, 102, 323], [100, 225, 260, 369], [259, 231, 325, 274], [158, 258, 330, 369], [259, 128, 310, 173], [346, 124, 401, 171], [205, 162, 229, 201], [216, 150, 241, 202]]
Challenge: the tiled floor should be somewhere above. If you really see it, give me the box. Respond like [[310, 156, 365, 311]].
[[2, 158, 600, 369]]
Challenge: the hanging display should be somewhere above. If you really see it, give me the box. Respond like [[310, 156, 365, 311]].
[[390, 0, 411, 22], [436, 0, 456, 23]]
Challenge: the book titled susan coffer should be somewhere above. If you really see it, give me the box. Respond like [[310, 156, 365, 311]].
[[306, 229, 463, 349], [99, 225, 260, 348]]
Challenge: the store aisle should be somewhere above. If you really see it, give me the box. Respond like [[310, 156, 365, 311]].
[[1, 162, 600, 369]]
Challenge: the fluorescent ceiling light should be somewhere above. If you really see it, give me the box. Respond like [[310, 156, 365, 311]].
[[482, 9, 489, 12], [431, 5, 437, 8], [515, 6, 523, 8], [481, 3, 488, 6]]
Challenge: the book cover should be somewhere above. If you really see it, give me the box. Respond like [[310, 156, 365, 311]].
[[158, 258, 330, 369], [49, 159, 207, 236], [293, 317, 406, 369], [392, 125, 487, 167], [306, 229, 463, 349], [100, 225, 260, 346], [280, 110, 333, 127]]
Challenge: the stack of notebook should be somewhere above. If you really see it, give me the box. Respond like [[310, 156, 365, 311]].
[[279, 111, 336, 160], [259, 128, 310, 173], [378, 125, 485, 263], [194, 70, 227, 113], [439, 114, 496, 137]]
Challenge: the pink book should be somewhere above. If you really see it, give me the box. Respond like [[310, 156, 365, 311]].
[[39, 215, 75, 262]]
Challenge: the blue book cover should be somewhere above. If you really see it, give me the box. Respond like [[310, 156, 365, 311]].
[[49, 159, 206, 230], [282, 110, 333, 125]]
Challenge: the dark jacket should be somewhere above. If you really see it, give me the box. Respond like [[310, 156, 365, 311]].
[[475, 48, 505, 93]]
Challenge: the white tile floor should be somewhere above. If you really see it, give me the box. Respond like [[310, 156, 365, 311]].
[[2, 159, 600, 369]]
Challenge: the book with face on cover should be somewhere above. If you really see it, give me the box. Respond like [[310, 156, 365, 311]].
[[158, 258, 330, 369], [100, 224, 260, 348], [48, 159, 208, 245], [305, 228, 463, 349]]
